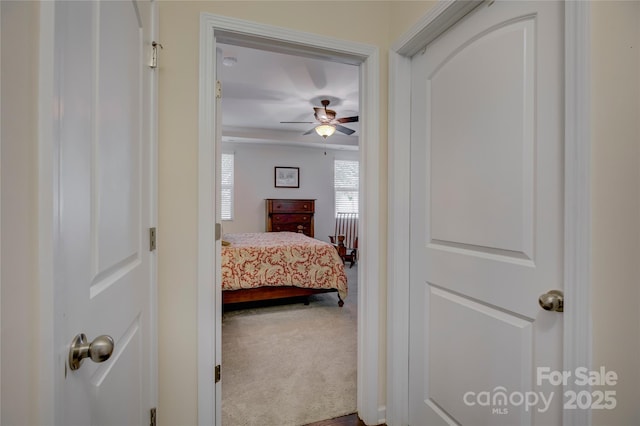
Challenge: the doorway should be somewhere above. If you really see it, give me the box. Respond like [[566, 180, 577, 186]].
[[218, 40, 360, 424], [198, 14, 381, 425]]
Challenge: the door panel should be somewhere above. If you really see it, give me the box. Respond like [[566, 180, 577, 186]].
[[430, 18, 534, 257], [409, 2, 563, 425], [94, 0, 142, 291], [428, 287, 533, 425], [89, 320, 141, 425], [54, 1, 154, 425]]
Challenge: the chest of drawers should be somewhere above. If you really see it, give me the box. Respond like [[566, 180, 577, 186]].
[[266, 199, 315, 237]]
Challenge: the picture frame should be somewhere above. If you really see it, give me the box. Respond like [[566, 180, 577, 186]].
[[274, 167, 300, 188]]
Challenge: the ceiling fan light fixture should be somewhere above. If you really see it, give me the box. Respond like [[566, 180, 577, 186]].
[[315, 124, 336, 139]]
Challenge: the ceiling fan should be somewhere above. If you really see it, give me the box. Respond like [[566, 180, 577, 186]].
[[280, 99, 359, 138]]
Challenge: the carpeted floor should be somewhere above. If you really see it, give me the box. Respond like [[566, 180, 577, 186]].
[[221, 265, 358, 426]]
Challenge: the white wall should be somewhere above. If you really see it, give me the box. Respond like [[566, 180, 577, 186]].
[[591, 2, 640, 425], [1, 2, 637, 425], [0, 1, 40, 425], [222, 142, 358, 243]]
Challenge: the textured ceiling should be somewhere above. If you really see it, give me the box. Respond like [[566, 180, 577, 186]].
[[218, 43, 360, 150]]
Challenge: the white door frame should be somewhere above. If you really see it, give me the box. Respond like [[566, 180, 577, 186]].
[[386, 1, 592, 426], [198, 14, 382, 426]]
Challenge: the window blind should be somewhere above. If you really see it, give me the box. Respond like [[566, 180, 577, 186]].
[[221, 153, 234, 220], [334, 159, 359, 216]]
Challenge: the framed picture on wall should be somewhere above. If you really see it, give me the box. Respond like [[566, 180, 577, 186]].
[[274, 167, 300, 188]]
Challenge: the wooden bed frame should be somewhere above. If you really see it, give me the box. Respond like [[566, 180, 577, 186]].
[[222, 286, 344, 307]]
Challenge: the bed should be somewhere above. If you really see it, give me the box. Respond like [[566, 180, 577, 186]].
[[221, 232, 348, 306]]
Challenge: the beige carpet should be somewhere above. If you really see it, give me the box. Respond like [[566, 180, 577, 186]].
[[221, 265, 358, 426]]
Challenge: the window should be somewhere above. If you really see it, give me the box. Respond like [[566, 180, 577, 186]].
[[221, 153, 234, 220], [334, 159, 359, 216]]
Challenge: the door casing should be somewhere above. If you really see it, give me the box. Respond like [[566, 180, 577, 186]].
[[387, 2, 592, 426], [198, 14, 381, 426]]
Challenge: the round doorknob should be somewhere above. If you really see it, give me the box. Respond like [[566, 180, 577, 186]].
[[69, 333, 115, 371], [539, 290, 564, 312]]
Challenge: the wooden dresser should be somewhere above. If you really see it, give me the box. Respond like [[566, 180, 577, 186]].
[[266, 199, 315, 237]]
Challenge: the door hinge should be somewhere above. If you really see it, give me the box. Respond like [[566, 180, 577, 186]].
[[150, 407, 157, 426], [216, 80, 222, 99], [215, 223, 221, 241], [149, 227, 157, 251], [215, 364, 221, 383], [150, 41, 163, 69]]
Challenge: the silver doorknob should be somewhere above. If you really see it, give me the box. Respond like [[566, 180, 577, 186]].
[[68, 333, 114, 371], [538, 290, 564, 312]]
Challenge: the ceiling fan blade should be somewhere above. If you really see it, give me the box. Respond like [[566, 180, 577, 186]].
[[303, 128, 316, 135], [336, 116, 359, 124], [335, 124, 356, 135], [280, 121, 315, 124]]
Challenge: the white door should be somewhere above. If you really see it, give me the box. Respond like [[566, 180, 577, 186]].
[[53, 1, 156, 424], [409, 1, 563, 425]]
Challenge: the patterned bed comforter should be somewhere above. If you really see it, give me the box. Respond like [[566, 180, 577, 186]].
[[221, 232, 348, 300]]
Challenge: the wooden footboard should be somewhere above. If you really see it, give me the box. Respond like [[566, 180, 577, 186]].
[[222, 287, 344, 307]]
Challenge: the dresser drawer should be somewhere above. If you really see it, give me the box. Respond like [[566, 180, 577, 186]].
[[271, 213, 312, 225], [272, 223, 309, 234], [270, 199, 314, 213]]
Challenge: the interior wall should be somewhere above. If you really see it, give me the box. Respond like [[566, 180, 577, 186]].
[[158, 1, 435, 424], [388, 0, 438, 42], [0, 1, 635, 424], [591, 1, 640, 425], [0, 1, 40, 425], [222, 143, 358, 243]]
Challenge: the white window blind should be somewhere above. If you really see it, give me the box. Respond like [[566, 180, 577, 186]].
[[334, 159, 359, 216], [221, 153, 234, 220]]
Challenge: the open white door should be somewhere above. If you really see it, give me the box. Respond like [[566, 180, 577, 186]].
[[51, 0, 157, 424], [409, 1, 564, 425]]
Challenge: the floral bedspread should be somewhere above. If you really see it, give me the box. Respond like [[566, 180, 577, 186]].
[[221, 232, 348, 300]]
